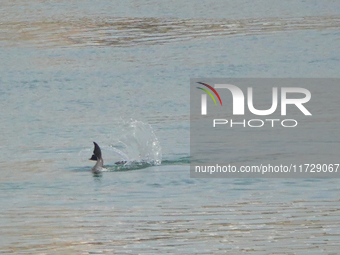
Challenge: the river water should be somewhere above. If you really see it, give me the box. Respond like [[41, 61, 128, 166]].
[[0, 0, 340, 254]]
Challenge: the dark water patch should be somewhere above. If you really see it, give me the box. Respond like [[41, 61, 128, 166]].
[[162, 157, 191, 165], [73, 157, 190, 173]]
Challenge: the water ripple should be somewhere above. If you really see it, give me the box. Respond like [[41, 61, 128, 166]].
[[1, 199, 339, 253], [1, 15, 339, 47]]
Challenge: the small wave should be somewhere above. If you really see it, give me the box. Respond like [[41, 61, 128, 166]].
[[161, 157, 191, 165], [104, 161, 157, 172]]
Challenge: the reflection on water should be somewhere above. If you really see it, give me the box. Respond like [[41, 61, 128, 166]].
[[1, 15, 340, 48], [1, 169, 340, 254]]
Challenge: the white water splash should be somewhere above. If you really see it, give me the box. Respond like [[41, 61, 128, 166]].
[[111, 119, 162, 166], [79, 119, 162, 168]]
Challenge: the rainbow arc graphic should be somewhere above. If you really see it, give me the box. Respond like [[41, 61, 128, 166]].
[[196, 82, 222, 106]]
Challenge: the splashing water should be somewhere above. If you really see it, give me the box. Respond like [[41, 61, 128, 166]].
[[79, 119, 162, 171], [112, 119, 162, 166]]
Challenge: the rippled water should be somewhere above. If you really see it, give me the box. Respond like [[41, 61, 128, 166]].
[[1, 0, 340, 254], [2, 15, 340, 48]]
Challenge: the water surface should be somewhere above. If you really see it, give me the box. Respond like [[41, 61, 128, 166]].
[[1, 0, 340, 253]]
